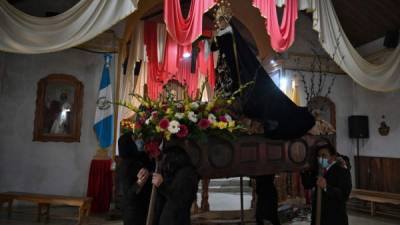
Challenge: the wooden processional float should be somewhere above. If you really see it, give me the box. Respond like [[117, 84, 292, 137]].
[[166, 134, 335, 178]]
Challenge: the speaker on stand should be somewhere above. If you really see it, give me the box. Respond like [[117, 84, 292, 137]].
[[348, 115, 369, 188]]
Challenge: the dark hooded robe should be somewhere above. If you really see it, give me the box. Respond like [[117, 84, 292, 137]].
[[154, 146, 199, 225], [117, 132, 154, 225], [302, 161, 352, 225], [212, 24, 315, 140]]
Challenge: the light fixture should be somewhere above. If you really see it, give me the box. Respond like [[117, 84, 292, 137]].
[[183, 52, 191, 58], [280, 77, 287, 91], [270, 59, 276, 65]]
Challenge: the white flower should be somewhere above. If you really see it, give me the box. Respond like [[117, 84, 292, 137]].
[[168, 120, 180, 134], [225, 114, 233, 122], [188, 111, 198, 123], [145, 118, 151, 125], [175, 112, 185, 119], [190, 102, 199, 110], [208, 113, 216, 123]]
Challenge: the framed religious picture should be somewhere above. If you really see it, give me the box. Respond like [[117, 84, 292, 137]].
[[308, 96, 336, 129], [33, 74, 84, 142]]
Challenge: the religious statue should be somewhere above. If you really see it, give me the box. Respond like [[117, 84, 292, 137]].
[[48, 92, 71, 134], [308, 109, 336, 135]]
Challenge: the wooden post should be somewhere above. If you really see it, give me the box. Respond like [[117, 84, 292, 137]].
[[145, 160, 159, 225], [316, 166, 324, 225], [251, 178, 257, 209], [201, 178, 210, 212], [240, 176, 245, 225]]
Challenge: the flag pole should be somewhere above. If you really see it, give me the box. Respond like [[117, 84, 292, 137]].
[[112, 41, 124, 161]]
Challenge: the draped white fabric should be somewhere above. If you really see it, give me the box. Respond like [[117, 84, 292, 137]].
[[157, 23, 167, 64], [126, 21, 145, 78], [0, 0, 138, 54], [311, 0, 400, 91]]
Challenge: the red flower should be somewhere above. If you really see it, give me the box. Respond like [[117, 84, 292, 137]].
[[135, 123, 142, 130], [159, 118, 170, 130], [177, 124, 189, 138], [219, 115, 227, 122], [144, 140, 161, 158], [198, 118, 210, 130]]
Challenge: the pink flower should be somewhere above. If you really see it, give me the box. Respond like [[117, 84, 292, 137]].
[[144, 140, 161, 158], [159, 118, 170, 130], [219, 115, 227, 122], [198, 118, 210, 130], [151, 111, 158, 119], [177, 124, 189, 138]]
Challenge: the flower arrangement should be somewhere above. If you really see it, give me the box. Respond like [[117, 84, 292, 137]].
[[116, 81, 253, 158], [120, 119, 135, 134]]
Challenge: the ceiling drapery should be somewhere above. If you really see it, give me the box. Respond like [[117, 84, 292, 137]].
[[164, 0, 216, 46], [311, 0, 400, 91], [253, 0, 298, 52], [0, 0, 138, 54]]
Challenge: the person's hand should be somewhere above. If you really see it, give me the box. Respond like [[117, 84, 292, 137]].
[[152, 173, 164, 187], [336, 157, 347, 169], [316, 176, 327, 189], [136, 168, 149, 187]]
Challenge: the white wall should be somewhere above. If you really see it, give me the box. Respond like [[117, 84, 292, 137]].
[[0, 49, 112, 196], [352, 85, 400, 158]]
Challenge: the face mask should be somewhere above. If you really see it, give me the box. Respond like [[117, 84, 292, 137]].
[[318, 157, 329, 168], [135, 139, 144, 152]]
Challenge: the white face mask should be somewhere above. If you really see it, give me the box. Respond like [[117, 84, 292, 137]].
[[135, 139, 144, 152], [318, 157, 329, 168]]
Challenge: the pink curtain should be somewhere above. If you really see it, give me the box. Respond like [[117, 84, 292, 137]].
[[144, 21, 215, 99], [144, 22, 164, 100], [253, 0, 298, 52], [164, 0, 216, 46]]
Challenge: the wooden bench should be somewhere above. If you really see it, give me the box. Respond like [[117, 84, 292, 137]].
[[349, 189, 400, 217], [0, 192, 92, 225]]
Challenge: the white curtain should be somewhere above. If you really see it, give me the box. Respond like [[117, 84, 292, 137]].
[[311, 0, 400, 91], [157, 23, 167, 64], [126, 21, 145, 78], [0, 0, 138, 54]]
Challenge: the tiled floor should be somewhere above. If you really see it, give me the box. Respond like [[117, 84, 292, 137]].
[[1, 193, 399, 225]]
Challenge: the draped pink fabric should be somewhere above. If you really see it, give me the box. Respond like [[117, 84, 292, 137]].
[[164, 0, 216, 45], [144, 22, 215, 100], [253, 0, 298, 52], [144, 22, 164, 99]]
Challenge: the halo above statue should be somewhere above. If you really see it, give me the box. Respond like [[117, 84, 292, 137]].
[[213, 0, 233, 29]]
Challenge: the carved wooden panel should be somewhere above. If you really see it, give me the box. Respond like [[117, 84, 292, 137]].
[[169, 135, 325, 178]]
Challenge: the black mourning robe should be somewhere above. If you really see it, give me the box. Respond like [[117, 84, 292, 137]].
[[255, 175, 281, 225], [117, 132, 154, 225], [154, 166, 199, 225], [117, 151, 154, 225], [302, 163, 352, 225], [213, 25, 315, 139]]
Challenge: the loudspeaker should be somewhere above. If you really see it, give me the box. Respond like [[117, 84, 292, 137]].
[[348, 115, 369, 138], [383, 30, 399, 48]]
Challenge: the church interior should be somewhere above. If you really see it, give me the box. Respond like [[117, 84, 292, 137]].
[[1, 0, 400, 225]]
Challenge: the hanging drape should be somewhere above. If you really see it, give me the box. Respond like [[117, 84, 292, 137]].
[[164, 0, 216, 46], [126, 21, 146, 79], [0, 0, 138, 54], [310, 0, 400, 91], [143, 21, 215, 100], [157, 23, 168, 64], [144, 22, 164, 100], [253, 0, 298, 52]]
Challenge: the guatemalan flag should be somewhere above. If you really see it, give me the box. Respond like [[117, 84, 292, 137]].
[[94, 54, 114, 148]]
